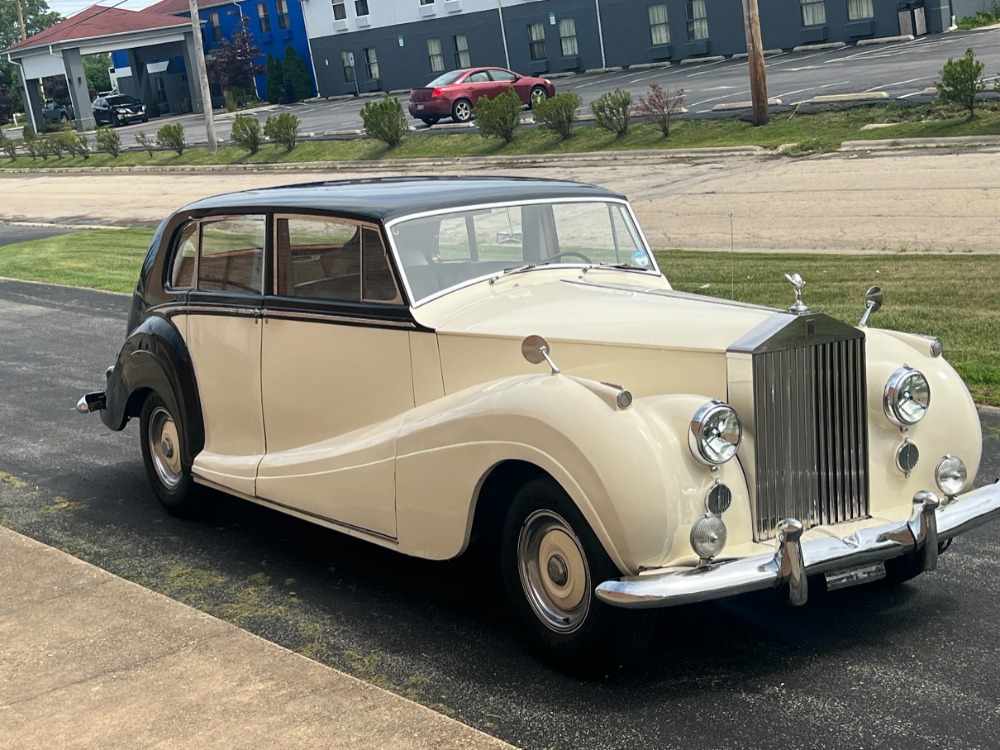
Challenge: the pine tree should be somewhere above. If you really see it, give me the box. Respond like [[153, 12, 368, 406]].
[[282, 44, 313, 103], [265, 53, 284, 104]]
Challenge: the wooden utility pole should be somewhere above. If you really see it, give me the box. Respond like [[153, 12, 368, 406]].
[[741, 0, 768, 126], [16, 0, 27, 41], [187, 0, 218, 152]]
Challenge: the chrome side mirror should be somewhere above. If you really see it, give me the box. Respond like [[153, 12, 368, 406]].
[[859, 285, 883, 327], [521, 335, 560, 375]]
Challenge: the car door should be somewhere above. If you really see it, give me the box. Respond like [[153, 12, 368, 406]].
[[464, 69, 495, 104], [488, 68, 522, 102], [180, 214, 268, 497], [256, 213, 414, 539]]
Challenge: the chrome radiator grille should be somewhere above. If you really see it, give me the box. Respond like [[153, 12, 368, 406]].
[[751, 334, 869, 541]]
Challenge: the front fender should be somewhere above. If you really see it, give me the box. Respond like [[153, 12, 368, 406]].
[[393, 373, 751, 572], [101, 314, 204, 467]]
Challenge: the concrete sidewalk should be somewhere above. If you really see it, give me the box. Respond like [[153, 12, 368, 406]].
[[0, 526, 513, 749]]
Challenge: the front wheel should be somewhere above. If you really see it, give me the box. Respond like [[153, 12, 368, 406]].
[[139, 393, 199, 516], [501, 477, 655, 676], [451, 99, 473, 123], [529, 86, 549, 108]]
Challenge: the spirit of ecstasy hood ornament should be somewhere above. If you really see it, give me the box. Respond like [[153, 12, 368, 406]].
[[784, 272, 808, 314]]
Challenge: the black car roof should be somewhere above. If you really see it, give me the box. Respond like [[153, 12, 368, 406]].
[[178, 176, 625, 223]]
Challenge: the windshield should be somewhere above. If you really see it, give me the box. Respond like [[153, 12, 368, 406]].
[[107, 95, 137, 106], [425, 69, 467, 87], [388, 199, 655, 304]]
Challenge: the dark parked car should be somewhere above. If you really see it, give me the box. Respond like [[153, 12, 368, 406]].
[[408, 67, 555, 125], [42, 99, 73, 124], [92, 94, 148, 126]]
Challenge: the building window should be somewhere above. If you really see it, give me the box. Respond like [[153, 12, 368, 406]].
[[420, 0, 434, 4], [558, 18, 578, 57], [427, 38, 445, 72], [355, 0, 369, 16], [847, 0, 873, 20], [365, 47, 379, 80], [276, 0, 290, 30], [209, 12, 222, 42], [332, 0, 346, 20], [453, 34, 470, 67], [528, 23, 547, 61], [686, 0, 708, 40], [256, 2, 271, 32], [801, 0, 826, 25], [649, 4, 670, 45], [342, 50, 355, 81]]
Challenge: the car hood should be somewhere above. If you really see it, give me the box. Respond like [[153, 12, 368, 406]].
[[411, 272, 783, 354]]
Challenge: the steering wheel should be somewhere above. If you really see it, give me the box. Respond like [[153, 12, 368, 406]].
[[540, 251, 592, 265]]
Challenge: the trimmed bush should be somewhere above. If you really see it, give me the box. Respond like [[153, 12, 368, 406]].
[[472, 87, 522, 143], [283, 45, 313, 103], [44, 134, 66, 157], [591, 87, 633, 137], [360, 95, 408, 147], [937, 48, 988, 119], [157, 123, 186, 155], [0, 134, 17, 161], [95, 126, 121, 157], [135, 131, 156, 157], [265, 54, 284, 104], [231, 113, 263, 154], [636, 83, 685, 137], [263, 112, 299, 151], [532, 91, 581, 140]]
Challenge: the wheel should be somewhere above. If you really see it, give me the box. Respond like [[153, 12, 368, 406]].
[[141, 116, 149, 123], [420, 117, 440, 126], [529, 86, 549, 108], [112, 114, 121, 127], [540, 250, 593, 265], [451, 99, 473, 123], [501, 477, 656, 677], [139, 393, 199, 516], [60, 114, 69, 123]]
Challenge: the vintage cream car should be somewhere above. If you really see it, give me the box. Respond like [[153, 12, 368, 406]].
[[79, 177, 1000, 674]]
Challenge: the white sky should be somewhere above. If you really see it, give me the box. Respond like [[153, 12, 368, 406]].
[[45, 0, 166, 17]]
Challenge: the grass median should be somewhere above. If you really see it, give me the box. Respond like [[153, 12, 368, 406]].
[[2, 228, 996, 405]]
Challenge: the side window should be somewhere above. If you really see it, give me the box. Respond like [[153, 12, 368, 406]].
[[278, 216, 399, 303], [489, 69, 516, 84], [199, 215, 266, 294], [169, 223, 198, 289]]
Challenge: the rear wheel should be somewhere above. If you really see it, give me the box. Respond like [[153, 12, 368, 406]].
[[420, 116, 440, 126], [451, 99, 473, 123], [139, 393, 199, 516], [529, 86, 549, 108], [501, 477, 655, 677]]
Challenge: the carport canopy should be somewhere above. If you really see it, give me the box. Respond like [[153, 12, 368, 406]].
[[4, 4, 207, 132]]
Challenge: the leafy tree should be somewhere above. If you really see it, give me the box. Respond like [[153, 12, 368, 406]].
[[1, 0, 61, 50], [42, 73, 69, 104], [265, 53, 284, 104], [282, 45, 312, 103], [532, 91, 581, 140], [472, 88, 522, 143], [591, 88, 632, 137], [937, 48, 988, 120], [635, 83, 685, 137], [360, 95, 407, 147], [206, 16, 261, 106], [0, 81, 16, 125], [83, 53, 112, 96], [263, 112, 299, 151]]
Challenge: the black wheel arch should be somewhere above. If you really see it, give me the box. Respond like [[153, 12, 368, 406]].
[[101, 313, 204, 468]]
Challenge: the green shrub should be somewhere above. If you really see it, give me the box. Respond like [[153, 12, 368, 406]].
[[51, 130, 81, 157], [157, 123, 186, 155], [283, 44, 313, 103], [591, 87, 633, 137], [360, 95, 408, 147], [265, 53, 284, 104], [635, 83, 685, 137], [0, 134, 17, 161], [25, 138, 47, 160], [937, 48, 988, 120], [532, 91, 581, 140], [44, 134, 65, 157], [135, 131, 156, 157], [95, 126, 121, 157], [472, 87, 522, 143], [21, 124, 36, 142], [231, 113, 263, 154], [71, 133, 89, 159], [264, 112, 300, 151]]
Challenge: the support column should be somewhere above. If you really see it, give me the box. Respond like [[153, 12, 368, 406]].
[[61, 48, 96, 132], [125, 48, 156, 106], [20, 74, 44, 133], [181, 31, 205, 114]]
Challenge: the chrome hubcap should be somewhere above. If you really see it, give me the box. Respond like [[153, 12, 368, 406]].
[[149, 406, 182, 489], [517, 509, 590, 633]]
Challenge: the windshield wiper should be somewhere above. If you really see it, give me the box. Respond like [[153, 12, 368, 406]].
[[583, 262, 649, 272]]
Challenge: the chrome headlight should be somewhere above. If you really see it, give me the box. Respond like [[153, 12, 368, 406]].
[[884, 366, 930, 426], [689, 402, 741, 465], [935, 455, 967, 497]]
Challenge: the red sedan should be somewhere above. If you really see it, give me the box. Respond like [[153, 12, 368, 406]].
[[408, 67, 555, 125]]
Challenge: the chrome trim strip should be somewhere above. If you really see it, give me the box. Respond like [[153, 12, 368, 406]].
[[262, 309, 417, 329], [595, 482, 1000, 609]]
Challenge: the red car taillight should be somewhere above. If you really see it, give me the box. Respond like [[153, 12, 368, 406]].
[[431, 88, 444, 98]]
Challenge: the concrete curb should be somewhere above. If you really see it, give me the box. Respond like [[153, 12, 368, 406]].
[[731, 49, 783, 60], [680, 56, 726, 66], [855, 34, 914, 46], [792, 42, 847, 53], [839, 134, 1000, 151], [713, 98, 782, 111], [810, 91, 889, 103]]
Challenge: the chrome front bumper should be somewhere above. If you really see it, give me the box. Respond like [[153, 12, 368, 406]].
[[596, 482, 1000, 609]]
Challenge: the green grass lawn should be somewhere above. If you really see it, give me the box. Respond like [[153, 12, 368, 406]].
[[1, 229, 996, 405], [4, 100, 1000, 170]]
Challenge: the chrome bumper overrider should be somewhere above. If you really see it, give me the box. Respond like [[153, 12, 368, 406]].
[[596, 482, 1000, 609]]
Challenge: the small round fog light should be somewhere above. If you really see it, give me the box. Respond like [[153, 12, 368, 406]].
[[935, 455, 967, 497], [705, 482, 732, 516], [895, 440, 919, 476], [690, 514, 727, 561]]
